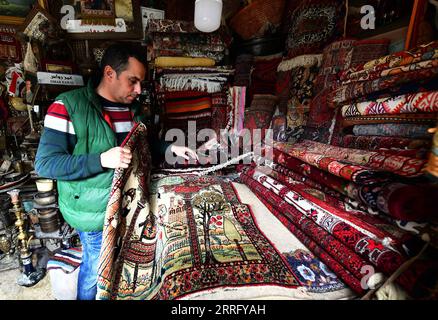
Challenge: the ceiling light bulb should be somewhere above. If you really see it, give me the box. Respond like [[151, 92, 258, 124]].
[[194, 0, 223, 33]]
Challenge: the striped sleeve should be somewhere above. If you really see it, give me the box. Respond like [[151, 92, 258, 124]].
[[44, 100, 76, 134], [35, 100, 105, 181]]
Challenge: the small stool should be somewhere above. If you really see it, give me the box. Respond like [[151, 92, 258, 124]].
[[47, 247, 82, 300]]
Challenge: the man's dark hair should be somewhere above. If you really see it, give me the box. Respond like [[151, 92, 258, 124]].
[[100, 42, 147, 77]]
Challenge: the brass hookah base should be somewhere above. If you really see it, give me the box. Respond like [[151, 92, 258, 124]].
[[7, 189, 45, 287], [16, 249, 45, 287]]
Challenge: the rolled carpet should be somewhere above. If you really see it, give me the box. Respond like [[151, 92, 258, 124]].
[[154, 56, 216, 68], [376, 183, 438, 221]]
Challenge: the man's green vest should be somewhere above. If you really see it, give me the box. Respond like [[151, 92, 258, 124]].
[[56, 80, 142, 232]]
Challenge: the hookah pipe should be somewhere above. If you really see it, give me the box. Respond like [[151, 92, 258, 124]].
[[7, 189, 45, 287]]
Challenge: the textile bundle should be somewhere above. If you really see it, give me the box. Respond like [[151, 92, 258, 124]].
[[0, 32, 22, 62], [160, 91, 211, 135], [163, 91, 211, 115], [265, 141, 438, 221], [330, 41, 438, 107], [244, 166, 409, 248], [338, 79, 438, 107], [149, 18, 233, 148], [154, 57, 216, 68], [267, 144, 382, 215], [133, 12, 438, 299], [156, 68, 234, 94], [271, 141, 384, 183], [339, 135, 431, 151], [238, 166, 436, 296], [240, 171, 367, 294], [351, 124, 433, 139], [287, 140, 427, 178], [148, 16, 234, 168], [151, 33, 225, 62], [341, 91, 438, 117], [330, 66, 438, 107], [235, 12, 438, 298], [149, 18, 233, 145], [241, 166, 434, 296], [342, 114, 437, 128], [341, 59, 438, 86], [339, 41, 438, 82], [268, 145, 372, 202], [147, 18, 228, 70], [251, 164, 395, 237]]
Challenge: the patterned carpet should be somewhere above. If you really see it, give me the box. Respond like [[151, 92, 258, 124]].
[[96, 124, 355, 300]]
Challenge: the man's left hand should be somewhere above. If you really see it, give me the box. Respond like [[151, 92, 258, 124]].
[[170, 145, 198, 161]]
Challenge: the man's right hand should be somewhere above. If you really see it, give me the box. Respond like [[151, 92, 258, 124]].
[[100, 147, 132, 169]]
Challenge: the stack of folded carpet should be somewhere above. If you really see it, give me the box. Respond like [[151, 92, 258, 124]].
[[263, 140, 438, 222], [148, 20, 235, 141], [147, 19, 227, 63], [334, 41, 438, 107], [251, 36, 438, 298], [147, 20, 260, 170], [160, 90, 213, 134], [156, 68, 233, 144], [333, 41, 438, 150], [238, 138, 438, 298], [155, 67, 234, 138]]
